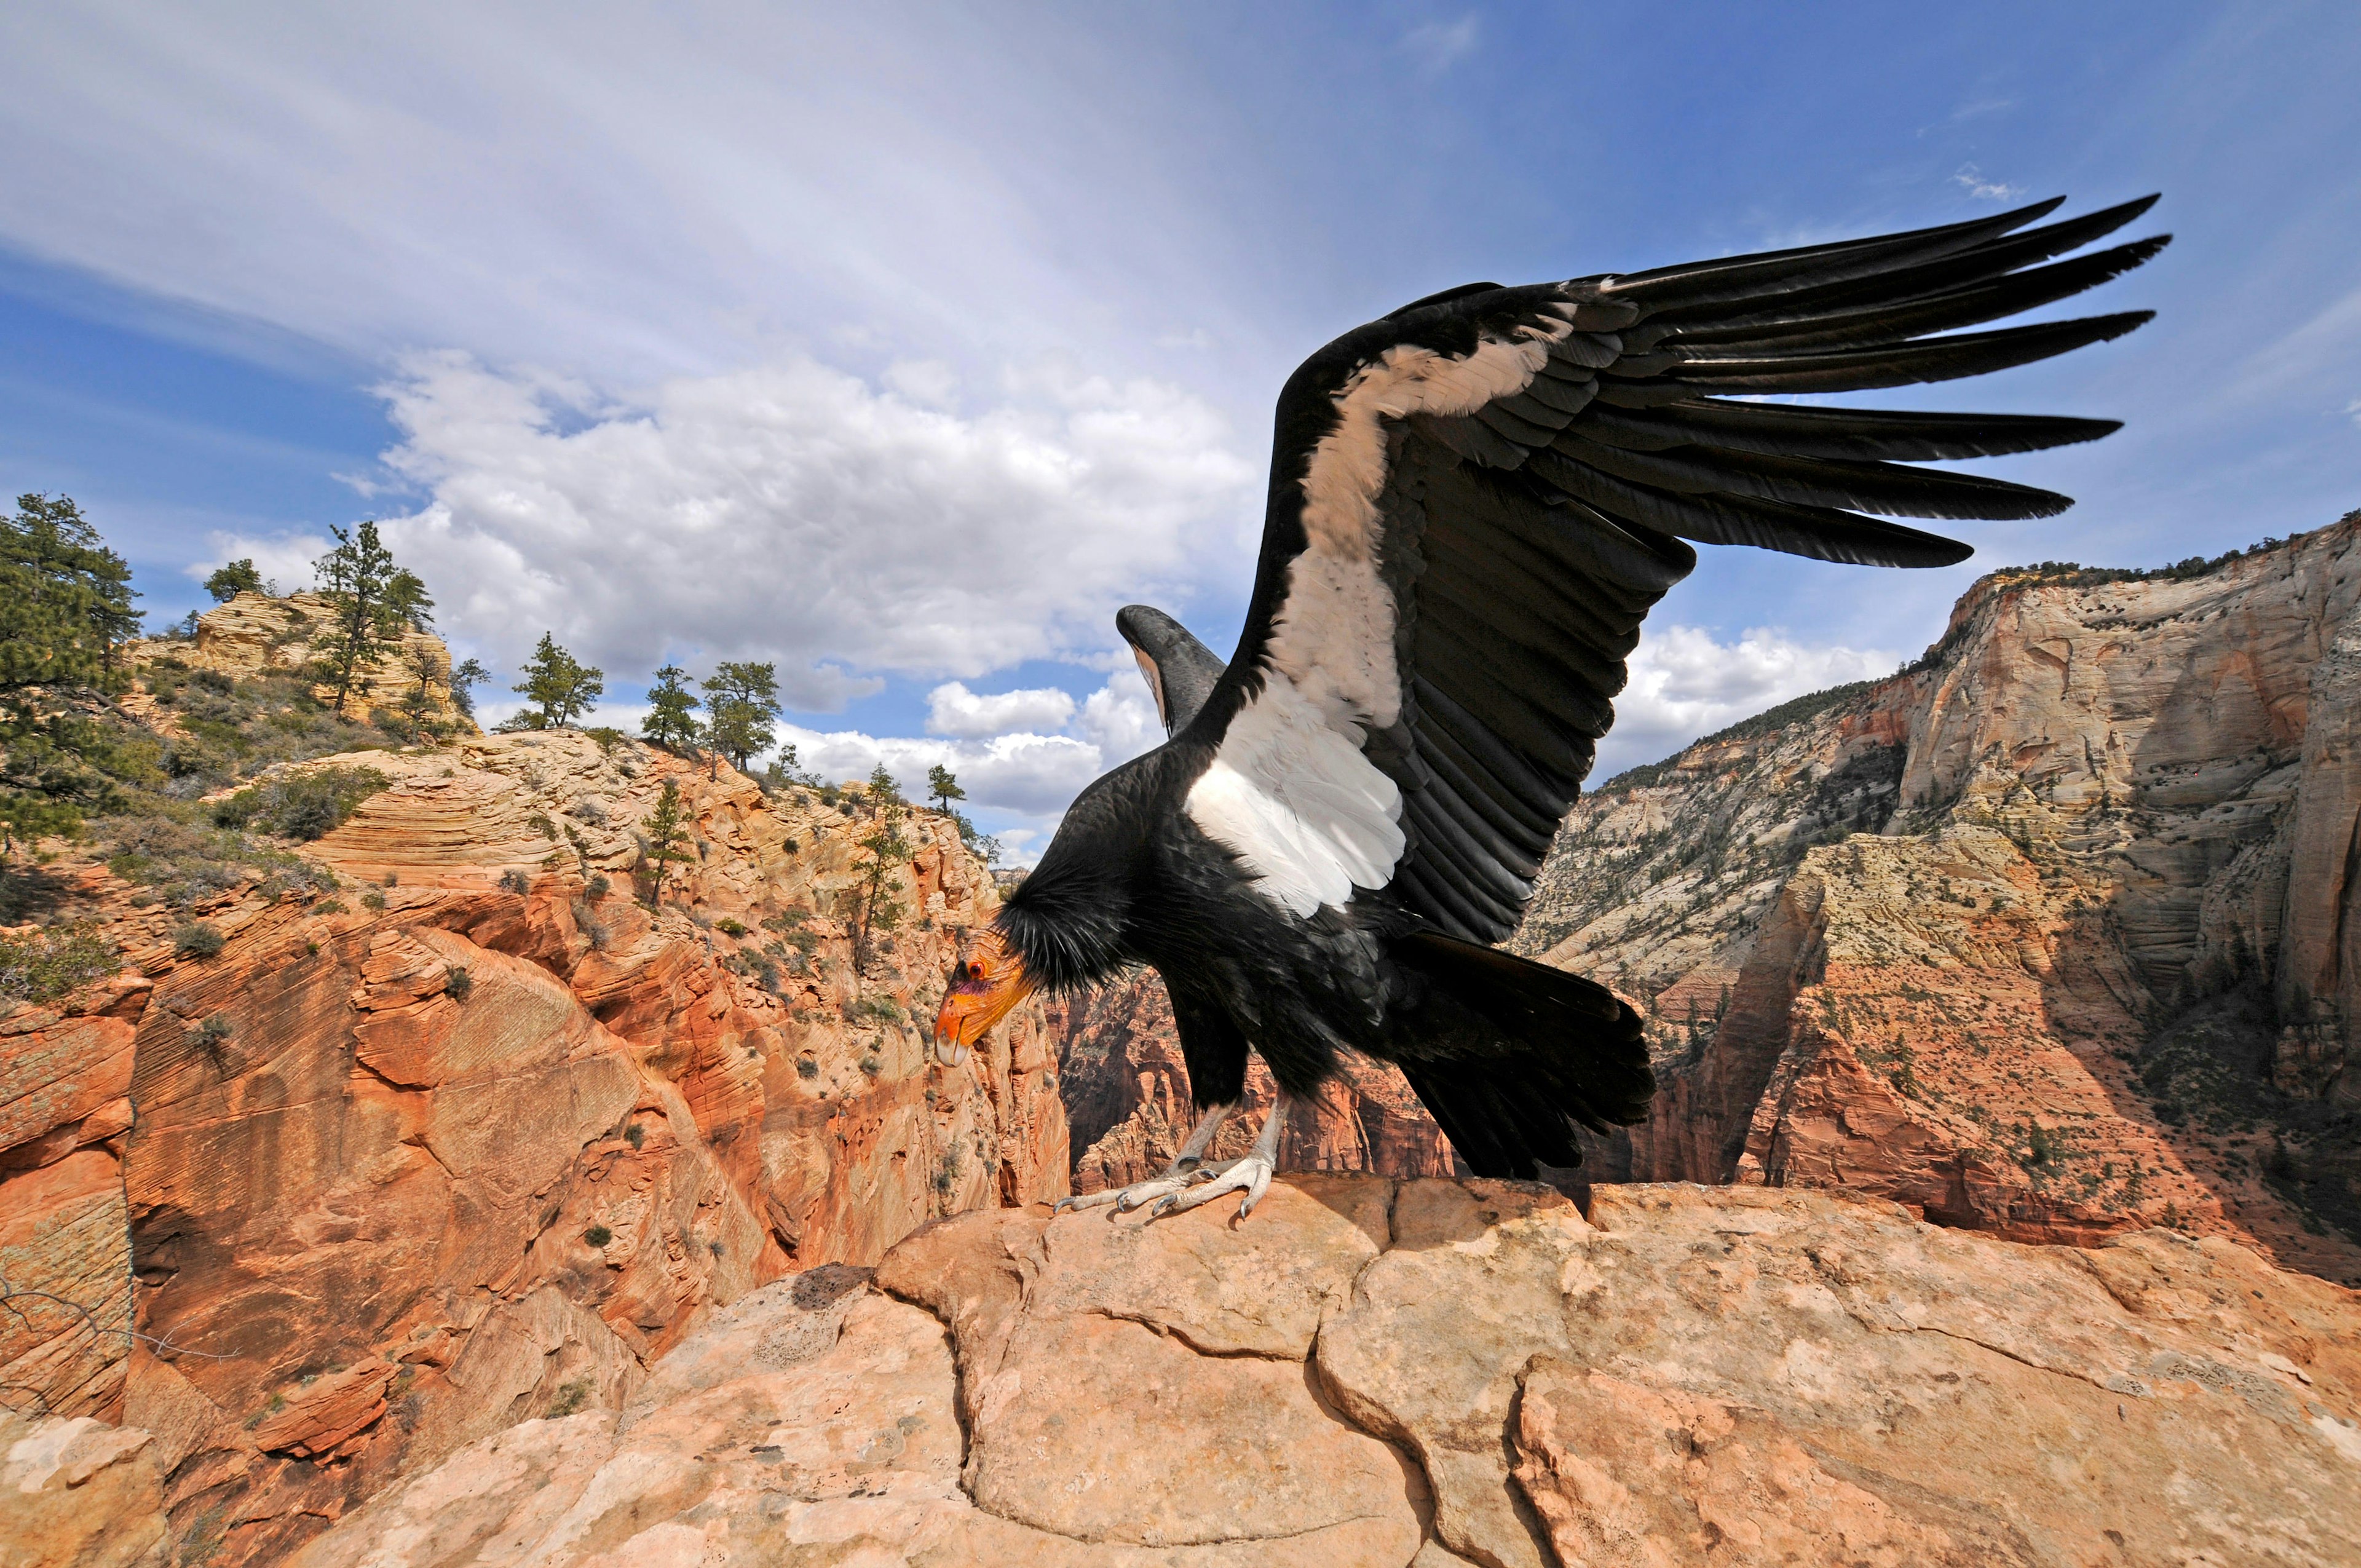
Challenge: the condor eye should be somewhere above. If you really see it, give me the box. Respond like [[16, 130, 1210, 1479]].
[[967, 961, 987, 981]]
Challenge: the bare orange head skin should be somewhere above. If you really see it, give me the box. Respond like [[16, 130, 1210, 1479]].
[[932, 928, 1036, 1066]]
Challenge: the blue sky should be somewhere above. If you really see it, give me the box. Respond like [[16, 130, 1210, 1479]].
[[4, 2, 2357, 855]]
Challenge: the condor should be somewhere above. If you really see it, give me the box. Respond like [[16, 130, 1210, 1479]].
[[936, 196, 2165, 1219]]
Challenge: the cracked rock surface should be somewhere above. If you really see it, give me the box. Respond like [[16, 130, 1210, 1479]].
[[266, 1175, 2359, 1567]]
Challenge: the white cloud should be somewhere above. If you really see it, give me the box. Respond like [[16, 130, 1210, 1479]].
[[1592, 624, 1899, 780], [1077, 665, 1163, 762], [785, 724, 1106, 819], [927, 681, 1077, 738], [203, 350, 1254, 703], [1950, 164, 2026, 202]]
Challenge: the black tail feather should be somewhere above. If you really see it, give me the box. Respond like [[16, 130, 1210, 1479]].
[[1383, 931, 1654, 1179]]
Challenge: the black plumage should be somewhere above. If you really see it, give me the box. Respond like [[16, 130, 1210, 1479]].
[[938, 195, 2164, 1191]]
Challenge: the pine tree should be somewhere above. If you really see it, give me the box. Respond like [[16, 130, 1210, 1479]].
[[448, 657, 489, 719], [511, 633, 604, 729], [868, 762, 904, 806], [1, 494, 141, 694], [203, 558, 267, 603], [700, 662, 780, 772], [852, 793, 914, 962], [926, 764, 965, 814], [0, 495, 146, 857], [383, 568, 435, 632], [642, 664, 701, 751], [639, 778, 691, 906], [312, 521, 403, 717]]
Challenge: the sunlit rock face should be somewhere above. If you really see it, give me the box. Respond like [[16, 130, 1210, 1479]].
[[0, 729, 1064, 1564], [1520, 514, 2361, 1284], [264, 1178, 2361, 1568]]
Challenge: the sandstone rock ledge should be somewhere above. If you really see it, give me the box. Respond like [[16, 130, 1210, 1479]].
[[243, 1177, 2359, 1568]]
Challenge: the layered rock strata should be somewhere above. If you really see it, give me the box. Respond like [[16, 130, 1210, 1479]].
[[0, 730, 1064, 1562], [1521, 516, 2361, 1283], [140, 1178, 2361, 1568]]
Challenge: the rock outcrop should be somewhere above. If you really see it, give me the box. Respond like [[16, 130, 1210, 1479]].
[[1, 730, 1065, 1562], [124, 591, 470, 732], [1520, 516, 2361, 1283], [1053, 972, 1461, 1194], [113, 1178, 2351, 1568]]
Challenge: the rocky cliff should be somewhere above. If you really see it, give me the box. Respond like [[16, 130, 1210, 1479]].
[[19, 1178, 2355, 1567], [0, 728, 1064, 1563], [1052, 973, 1461, 1193], [1518, 515, 2361, 1285], [124, 592, 472, 734]]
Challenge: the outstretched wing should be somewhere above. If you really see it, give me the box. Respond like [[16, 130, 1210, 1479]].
[[1184, 194, 2166, 939]]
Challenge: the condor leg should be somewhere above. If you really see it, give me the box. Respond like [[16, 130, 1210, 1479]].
[[1149, 1093, 1289, 1221], [1053, 1101, 1238, 1214]]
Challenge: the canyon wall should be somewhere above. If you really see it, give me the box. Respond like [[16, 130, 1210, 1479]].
[[0, 728, 1064, 1563], [1051, 973, 1461, 1192], [1518, 515, 2361, 1283]]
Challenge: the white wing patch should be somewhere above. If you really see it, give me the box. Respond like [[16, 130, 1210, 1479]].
[[1185, 673, 1404, 918]]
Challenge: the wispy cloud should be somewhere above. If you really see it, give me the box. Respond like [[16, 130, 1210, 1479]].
[[1950, 164, 2025, 202], [1402, 14, 1479, 73]]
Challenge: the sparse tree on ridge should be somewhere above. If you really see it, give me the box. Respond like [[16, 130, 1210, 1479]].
[[927, 764, 965, 815], [700, 662, 780, 774], [448, 657, 489, 719], [2, 494, 140, 694], [643, 664, 701, 752], [312, 521, 404, 718], [852, 790, 913, 962], [510, 633, 604, 729], [383, 568, 435, 632], [639, 778, 691, 906], [1, 494, 144, 857], [203, 558, 267, 603]]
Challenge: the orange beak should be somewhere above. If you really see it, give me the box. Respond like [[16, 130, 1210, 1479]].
[[932, 929, 1036, 1067]]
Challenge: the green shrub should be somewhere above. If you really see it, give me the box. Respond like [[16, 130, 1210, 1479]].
[[858, 1053, 882, 1077], [586, 874, 610, 899], [360, 888, 387, 911], [444, 965, 473, 1002], [544, 1377, 593, 1418], [796, 1056, 820, 1080], [0, 924, 116, 1005], [623, 1123, 645, 1150], [212, 766, 389, 840], [583, 1224, 613, 1248], [714, 917, 746, 938], [499, 868, 531, 895], [173, 922, 226, 959], [845, 995, 904, 1026]]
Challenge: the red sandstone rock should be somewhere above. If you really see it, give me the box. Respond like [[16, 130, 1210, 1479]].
[[1053, 968, 1460, 1193]]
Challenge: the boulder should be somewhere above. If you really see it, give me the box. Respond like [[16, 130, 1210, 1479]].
[[290, 1177, 2361, 1567]]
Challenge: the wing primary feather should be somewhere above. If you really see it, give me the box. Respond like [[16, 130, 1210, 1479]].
[[1658, 237, 2170, 353], [1648, 196, 2162, 330], [1549, 429, 2073, 520], [1529, 452, 1975, 568], [1583, 402, 2120, 462], [1660, 311, 2153, 394], [1597, 197, 2064, 308]]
